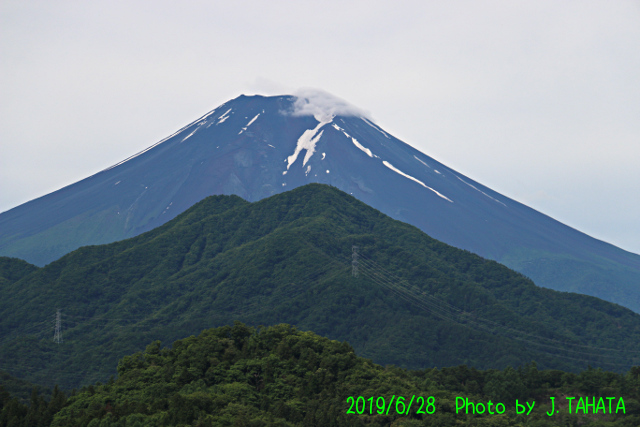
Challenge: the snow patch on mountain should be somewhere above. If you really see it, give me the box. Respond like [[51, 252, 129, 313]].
[[455, 175, 506, 206], [331, 123, 349, 137], [181, 127, 199, 142], [414, 155, 431, 168], [352, 138, 373, 158], [331, 123, 374, 158], [286, 116, 332, 170], [217, 108, 232, 124], [362, 117, 390, 139], [383, 161, 453, 202], [199, 108, 220, 123], [102, 107, 217, 172], [239, 113, 260, 134]]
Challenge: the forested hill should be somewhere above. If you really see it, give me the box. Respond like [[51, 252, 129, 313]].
[[0, 257, 37, 287], [2, 184, 640, 391], [36, 323, 640, 426]]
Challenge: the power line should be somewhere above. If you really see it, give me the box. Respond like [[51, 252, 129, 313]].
[[353, 251, 640, 367], [358, 252, 640, 354], [352, 245, 359, 277]]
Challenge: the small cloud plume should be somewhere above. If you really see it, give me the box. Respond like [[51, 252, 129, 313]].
[[247, 77, 293, 95], [290, 88, 371, 122]]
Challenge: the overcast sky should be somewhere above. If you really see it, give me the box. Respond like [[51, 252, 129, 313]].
[[1, 1, 639, 254]]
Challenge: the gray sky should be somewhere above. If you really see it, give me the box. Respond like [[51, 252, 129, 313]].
[[2, 1, 639, 254]]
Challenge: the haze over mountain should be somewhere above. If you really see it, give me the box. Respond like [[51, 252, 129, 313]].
[[1, 93, 639, 312]]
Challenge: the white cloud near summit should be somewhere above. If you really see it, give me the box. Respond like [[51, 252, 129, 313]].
[[291, 88, 372, 122], [1, 1, 638, 253]]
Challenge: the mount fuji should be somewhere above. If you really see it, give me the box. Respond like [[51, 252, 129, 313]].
[[1, 92, 639, 312]]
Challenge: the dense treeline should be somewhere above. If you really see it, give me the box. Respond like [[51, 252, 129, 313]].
[[0, 371, 49, 404], [3, 323, 639, 426], [0, 383, 66, 427], [3, 185, 640, 390]]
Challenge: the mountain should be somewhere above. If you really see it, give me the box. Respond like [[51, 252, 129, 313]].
[[2, 184, 640, 390], [1, 93, 639, 312]]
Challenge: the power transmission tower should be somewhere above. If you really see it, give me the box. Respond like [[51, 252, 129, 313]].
[[352, 245, 359, 277], [53, 309, 62, 344]]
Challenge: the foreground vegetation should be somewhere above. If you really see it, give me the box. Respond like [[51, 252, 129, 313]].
[[2, 322, 640, 426]]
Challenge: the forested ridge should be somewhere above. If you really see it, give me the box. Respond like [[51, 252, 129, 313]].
[[2, 323, 640, 426], [2, 185, 640, 392]]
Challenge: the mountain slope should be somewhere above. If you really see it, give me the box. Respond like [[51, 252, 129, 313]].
[[0, 257, 38, 286], [2, 184, 640, 390], [1, 94, 639, 314]]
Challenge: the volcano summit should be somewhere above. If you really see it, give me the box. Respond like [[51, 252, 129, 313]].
[[1, 92, 639, 312]]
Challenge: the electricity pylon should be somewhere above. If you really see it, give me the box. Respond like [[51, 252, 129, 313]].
[[53, 309, 62, 344]]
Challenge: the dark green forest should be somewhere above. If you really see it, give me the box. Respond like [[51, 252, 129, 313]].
[[2, 323, 640, 426], [2, 184, 640, 392]]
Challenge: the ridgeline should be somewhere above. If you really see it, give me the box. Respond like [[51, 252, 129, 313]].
[[1, 184, 640, 392]]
